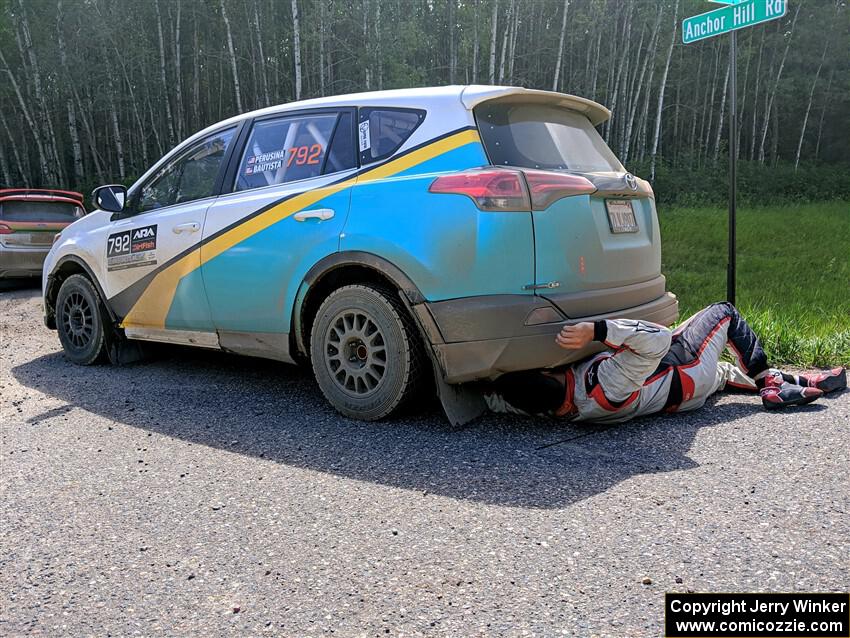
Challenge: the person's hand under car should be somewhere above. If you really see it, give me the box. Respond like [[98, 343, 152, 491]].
[[555, 322, 595, 350]]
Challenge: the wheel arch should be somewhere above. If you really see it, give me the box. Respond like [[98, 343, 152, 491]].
[[45, 256, 115, 329], [292, 251, 427, 359]]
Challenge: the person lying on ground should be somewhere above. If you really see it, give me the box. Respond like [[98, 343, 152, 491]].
[[486, 302, 846, 422]]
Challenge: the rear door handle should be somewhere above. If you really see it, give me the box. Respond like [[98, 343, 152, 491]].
[[293, 208, 335, 222], [173, 221, 201, 234]]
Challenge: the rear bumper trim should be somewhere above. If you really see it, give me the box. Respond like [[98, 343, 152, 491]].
[[428, 291, 678, 383]]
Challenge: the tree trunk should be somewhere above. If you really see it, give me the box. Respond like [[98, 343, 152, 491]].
[[193, 15, 201, 129], [795, 39, 829, 169], [814, 67, 834, 161], [0, 109, 27, 186], [488, 0, 498, 84], [712, 44, 731, 163], [220, 0, 243, 111], [650, 0, 678, 182], [174, 0, 185, 140], [290, 0, 302, 100], [375, 0, 383, 89], [498, 0, 513, 84], [552, 0, 570, 91], [318, 0, 326, 95], [472, 0, 479, 83], [758, 4, 799, 163], [0, 49, 50, 184], [749, 29, 765, 161], [153, 0, 176, 145], [507, 1, 519, 82], [448, 0, 456, 84], [56, 0, 83, 186]]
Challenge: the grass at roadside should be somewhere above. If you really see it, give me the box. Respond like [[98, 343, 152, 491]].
[[659, 200, 850, 368]]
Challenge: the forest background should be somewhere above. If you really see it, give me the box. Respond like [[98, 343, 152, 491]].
[[1, 0, 847, 205]]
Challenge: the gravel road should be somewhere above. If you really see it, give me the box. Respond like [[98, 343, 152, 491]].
[[1, 281, 848, 637]]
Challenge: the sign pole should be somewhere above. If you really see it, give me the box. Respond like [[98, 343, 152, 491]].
[[727, 29, 737, 305]]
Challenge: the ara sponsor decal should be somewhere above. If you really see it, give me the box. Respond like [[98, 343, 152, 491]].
[[106, 224, 158, 271], [358, 120, 371, 152]]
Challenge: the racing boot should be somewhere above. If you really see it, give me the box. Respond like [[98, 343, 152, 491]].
[[758, 370, 823, 410], [784, 367, 847, 394]]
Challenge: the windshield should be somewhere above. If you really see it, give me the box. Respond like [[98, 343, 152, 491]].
[[0, 200, 84, 223], [475, 102, 624, 173]]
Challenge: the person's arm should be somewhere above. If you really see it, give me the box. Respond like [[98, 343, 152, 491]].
[[557, 319, 672, 403]]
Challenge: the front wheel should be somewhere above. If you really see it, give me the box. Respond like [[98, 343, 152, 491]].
[[310, 284, 427, 420], [55, 274, 107, 365]]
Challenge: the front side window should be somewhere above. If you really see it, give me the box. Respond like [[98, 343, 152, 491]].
[[235, 111, 354, 192], [359, 108, 425, 164], [136, 128, 235, 213]]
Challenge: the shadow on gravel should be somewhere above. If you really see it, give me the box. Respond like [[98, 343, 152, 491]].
[[13, 347, 778, 509], [0, 278, 40, 293]]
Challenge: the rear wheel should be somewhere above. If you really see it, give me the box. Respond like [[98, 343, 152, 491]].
[[56, 274, 107, 365], [310, 284, 427, 420]]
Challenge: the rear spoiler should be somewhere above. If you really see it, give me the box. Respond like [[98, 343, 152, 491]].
[[0, 188, 84, 204], [460, 86, 611, 127]]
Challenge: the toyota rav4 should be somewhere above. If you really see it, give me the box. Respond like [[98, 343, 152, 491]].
[[43, 85, 678, 422]]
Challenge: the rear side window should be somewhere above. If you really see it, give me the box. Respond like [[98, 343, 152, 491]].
[[0, 200, 84, 222], [475, 102, 623, 173], [235, 111, 355, 192], [359, 108, 425, 164]]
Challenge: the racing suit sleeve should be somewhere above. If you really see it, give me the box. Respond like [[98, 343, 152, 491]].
[[591, 319, 672, 403]]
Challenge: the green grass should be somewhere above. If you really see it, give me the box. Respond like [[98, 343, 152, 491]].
[[659, 199, 850, 368]]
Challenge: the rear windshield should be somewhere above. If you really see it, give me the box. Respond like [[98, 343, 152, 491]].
[[0, 200, 84, 222], [475, 102, 624, 173]]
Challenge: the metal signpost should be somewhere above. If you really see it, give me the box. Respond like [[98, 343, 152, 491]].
[[682, 0, 787, 304]]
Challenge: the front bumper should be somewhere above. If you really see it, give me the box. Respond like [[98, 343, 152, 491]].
[[416, 286, 679, 383], [0, 246, 49, 278]]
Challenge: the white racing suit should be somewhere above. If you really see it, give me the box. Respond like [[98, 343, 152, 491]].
[[489, 302, 768, 423]]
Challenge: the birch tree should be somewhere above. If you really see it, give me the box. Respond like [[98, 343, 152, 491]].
[[291, 0, 302, 100], [220, 0, 243, 112]]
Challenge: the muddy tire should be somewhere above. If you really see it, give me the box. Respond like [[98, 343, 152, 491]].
[[55, 274, 107, 365], [310, 284, 427, 421]]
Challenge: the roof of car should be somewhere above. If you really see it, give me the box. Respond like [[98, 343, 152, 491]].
[[201, 85, 611, 139]]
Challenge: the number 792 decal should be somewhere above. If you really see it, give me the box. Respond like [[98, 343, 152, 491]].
[[106, 224, 158, 272]]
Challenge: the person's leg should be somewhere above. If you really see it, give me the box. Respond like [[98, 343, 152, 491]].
[[672, 302, 823, 409]]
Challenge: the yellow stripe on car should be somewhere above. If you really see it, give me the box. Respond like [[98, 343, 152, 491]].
[[120, 128, 481, 329]]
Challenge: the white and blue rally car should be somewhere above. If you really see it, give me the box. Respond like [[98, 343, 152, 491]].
[[43, 85, 678, 422]]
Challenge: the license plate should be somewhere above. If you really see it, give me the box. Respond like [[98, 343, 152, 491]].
[[605, 199, 639, 234], [3, 232, 53, 246]]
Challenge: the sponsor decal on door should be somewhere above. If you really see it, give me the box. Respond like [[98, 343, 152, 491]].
[[106, 224, 158, 271]]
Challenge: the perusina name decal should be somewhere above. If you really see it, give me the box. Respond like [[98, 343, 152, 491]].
[[106, 224, 158, 271]]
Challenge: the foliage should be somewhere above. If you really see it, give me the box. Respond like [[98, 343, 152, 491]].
[[633, 159, 850, 206], [660, 200, 850, 367], [0, 0, 847, 198]]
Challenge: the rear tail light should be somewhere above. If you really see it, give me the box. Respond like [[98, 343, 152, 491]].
[[429, 168, 597, 211], [0, 223, 12, 234], [523, 170, 596, 210], [429, 169, 530, 211]]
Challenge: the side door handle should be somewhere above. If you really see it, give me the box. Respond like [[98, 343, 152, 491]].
[[173, 221, 201, 234], [293, 208, 335, 222]]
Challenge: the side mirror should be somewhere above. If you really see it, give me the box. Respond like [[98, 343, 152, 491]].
[[92, 184, 127, 213]]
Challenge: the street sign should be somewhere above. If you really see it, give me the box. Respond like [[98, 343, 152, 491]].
[[683, 0, 787, 44]]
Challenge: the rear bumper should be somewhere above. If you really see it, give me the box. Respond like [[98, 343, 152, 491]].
[[0, 246, 48, 278], [417, 286, 678, 383]]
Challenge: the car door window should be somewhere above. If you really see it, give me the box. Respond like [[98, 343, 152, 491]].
[[137, 128, 235, 213], [235, 112, 353, 192]]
